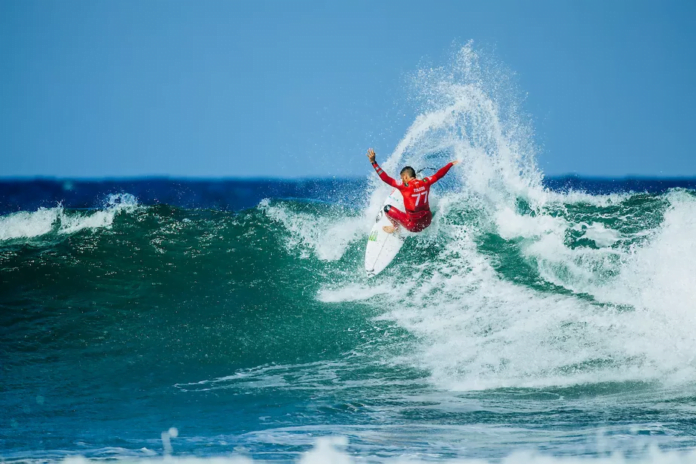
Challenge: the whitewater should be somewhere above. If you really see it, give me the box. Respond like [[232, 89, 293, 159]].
[[2, 43, 696, 463]]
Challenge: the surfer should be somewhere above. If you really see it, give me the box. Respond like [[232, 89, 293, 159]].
[[367, 148, 459, 234]]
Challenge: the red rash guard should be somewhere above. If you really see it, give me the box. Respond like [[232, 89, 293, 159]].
[[372, 161, 454, 232]]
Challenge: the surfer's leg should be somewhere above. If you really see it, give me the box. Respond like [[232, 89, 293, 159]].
[[383, 205, 405, 234], [387, 210, 432, 233], [410, 212, 432, 232]]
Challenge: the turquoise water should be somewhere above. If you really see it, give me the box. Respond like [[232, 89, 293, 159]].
[[2, 185, 696, 463], [3, 44, 696, 463]]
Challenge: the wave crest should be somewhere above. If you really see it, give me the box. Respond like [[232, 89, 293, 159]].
[[0, 193, 139, 242]]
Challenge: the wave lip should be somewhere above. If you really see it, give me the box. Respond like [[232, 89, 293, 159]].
[[0, 207, 60, 241], [259, 199, 365, 262], [0, 193, 139, 243]]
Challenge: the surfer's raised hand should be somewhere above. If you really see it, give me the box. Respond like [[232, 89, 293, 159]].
[[367, 148, 377, 164], [452, 160, 460, 166]]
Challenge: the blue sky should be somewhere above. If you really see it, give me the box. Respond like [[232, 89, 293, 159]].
[[2, 0, 696, 178]]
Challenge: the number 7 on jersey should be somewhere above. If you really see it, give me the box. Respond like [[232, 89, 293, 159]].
[[411, 191, 428, 206]]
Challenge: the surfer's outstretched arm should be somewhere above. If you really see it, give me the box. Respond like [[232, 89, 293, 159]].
[[366, 148, 400, 188], [426, 160, 460, 184]]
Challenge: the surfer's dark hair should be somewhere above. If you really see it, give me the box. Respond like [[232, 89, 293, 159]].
[[400, 166, 416, 178]]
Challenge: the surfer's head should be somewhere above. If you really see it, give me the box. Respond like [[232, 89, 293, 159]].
[[400, 166, 416, 183]]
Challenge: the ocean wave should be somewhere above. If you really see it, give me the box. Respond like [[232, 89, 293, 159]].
[[0, 206, 60, 241], [300, 43, 696, 392], [259, 199, 365, 262], [44, 437, 696, 464], [0, 193, 139, 243]]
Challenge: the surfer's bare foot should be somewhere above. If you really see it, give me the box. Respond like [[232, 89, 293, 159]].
[[383, 225, 396, 234]]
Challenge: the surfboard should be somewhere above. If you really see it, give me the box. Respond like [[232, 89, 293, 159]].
[[365, 189, 406, 277]]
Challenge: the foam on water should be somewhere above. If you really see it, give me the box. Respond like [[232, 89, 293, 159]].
[[494, 206, 567, 240], [302, 43, 696, 391], [373, 229, 650, 390], [0, 193, 139, 242], [259, 199, 366, 261], [57, 437, 696, 464], [572, 222, 622, 247], [0, 207, 61, 240], [316, 282, 395, 303]]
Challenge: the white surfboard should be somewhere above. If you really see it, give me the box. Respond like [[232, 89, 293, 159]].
[[365, 189, 406, 277]]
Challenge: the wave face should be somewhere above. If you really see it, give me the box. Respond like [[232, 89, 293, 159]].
[[2, 44, 696, 462]]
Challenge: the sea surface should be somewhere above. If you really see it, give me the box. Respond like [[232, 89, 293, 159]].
[[3, 45, 696, 463]]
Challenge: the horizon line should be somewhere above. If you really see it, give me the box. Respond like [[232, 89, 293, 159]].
[[1, 174, 696, 182]]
